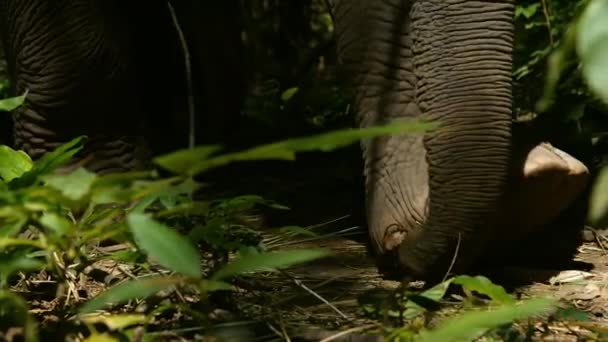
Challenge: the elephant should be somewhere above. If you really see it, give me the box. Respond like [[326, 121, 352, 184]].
[[0, 0, 591, 282], [0, 0, 245, 173]]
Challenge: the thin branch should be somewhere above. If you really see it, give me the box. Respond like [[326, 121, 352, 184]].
[[540, 0, 554, 45], [167, 1, 196, 149], [281, 270, 349, 319]]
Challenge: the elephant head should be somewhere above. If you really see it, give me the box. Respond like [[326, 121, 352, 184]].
[[330, 0, 588, 281]]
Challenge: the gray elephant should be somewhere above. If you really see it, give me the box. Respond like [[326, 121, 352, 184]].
[[0, 0, 245, 173], [0, 0, 590, 282]]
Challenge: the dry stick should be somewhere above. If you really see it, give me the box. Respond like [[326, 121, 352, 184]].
[[167, 1, 196, 149], [280, 270, 349, 319], [442, 232, 462, 283], [318, 323, 379, 342]]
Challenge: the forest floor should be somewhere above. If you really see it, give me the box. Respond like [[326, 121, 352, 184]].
[[225, 227, 608, 341]]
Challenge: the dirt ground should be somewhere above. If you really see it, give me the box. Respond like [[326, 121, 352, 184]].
[[228, 231, 608, 341]]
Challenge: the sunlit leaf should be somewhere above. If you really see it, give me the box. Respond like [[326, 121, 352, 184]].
[[78, 275, 183, 314], [79, 313, 147, 330], [588, 166, 608, 225], [187, 120, 434, 175], [127, 213, 202, 279], [10, 136, 85, 189], [0, 146, 33, 182], [416, 298, 558, 342], [453, 275, 516, 305], [153, 145, 223, 175], [0, 91, 27, 112], [403, 277, 454, 319], [211, 249, 330, 281], [577, 0, 608, 104], [42, 167, 97, 201], [281, 87, 299, 102], [39, 212, 73, 237]]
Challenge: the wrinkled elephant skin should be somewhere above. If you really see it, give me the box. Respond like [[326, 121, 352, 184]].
[[331, 0, 589, 281]]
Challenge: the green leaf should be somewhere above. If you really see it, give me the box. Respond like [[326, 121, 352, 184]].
[[153, 145, 223, 175], [42, 167, 98, 201], [515, 3, 540, 19], [211, 249, 330, 281], [0, 91, 27, 112], [39, 212, 73, 237], [417, 298, 558, 342], [10, 136, 85, 189], [78, 275, 183, 314], [577, 0, 608, 105], [281, 87, 299, 102], [79, 313, 147, 330], [453, 275, 516, 305], [0, 146, 33, 182], [403, 277, 453, 319], [187, 120, 434, 175], [0, 250, 45, 285], [127, 213, 202, 279], [588, 166, 608, 225]]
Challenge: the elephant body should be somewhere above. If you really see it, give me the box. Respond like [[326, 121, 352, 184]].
[[0, 0, 590, 281], [0, 0, 245, 173]]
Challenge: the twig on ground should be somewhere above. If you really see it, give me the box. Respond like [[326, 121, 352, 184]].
[[281, 270, 349, 319], [318, 323, 379, 342]]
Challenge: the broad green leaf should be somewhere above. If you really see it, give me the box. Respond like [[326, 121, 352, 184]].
[[0, 146, 33, 182], [153, 145, 222, 175], [281, 87, 299, 102], [577, 0, 608, 104], [185, 120, 434, 175], [417, 298, 558, 342], [588, 166, 608, 225], [0, 251, 45, 285], [453, 275, 515, 305], [211, 249, 330, 281], [79, 313, 147, 330], [10, 136, 85, 189], [42, 167, 97, 201], [39, 212, 73, 237], [78, 275, 183, 314], [403, 277, 453, 319], [0, 91, 27, 112], [127, 213, 202, 279]]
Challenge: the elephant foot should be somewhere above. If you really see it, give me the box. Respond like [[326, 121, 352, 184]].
[[496, 142, 589, 241]]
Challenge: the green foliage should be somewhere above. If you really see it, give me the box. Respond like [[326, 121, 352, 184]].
[[577, 0, 608, 104], [0, 91, 26, 112], [416, 298, 557, 342], [155, 119, 434, 176], [386, 276, 560, 341], [0, 117, 430, 339]]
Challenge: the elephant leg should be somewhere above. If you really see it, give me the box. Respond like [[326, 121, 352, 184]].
[[0, 1, 179, 173], [332, 0, 515, 281], [497, 142, 589, 241]]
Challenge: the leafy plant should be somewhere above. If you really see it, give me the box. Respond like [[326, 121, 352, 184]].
[[0, 108, 432, 340]]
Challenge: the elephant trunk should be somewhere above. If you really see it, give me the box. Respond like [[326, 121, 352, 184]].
[[332, 0, 514, 280], [400, 1, 514, 277]]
